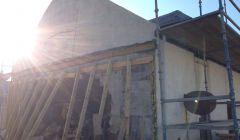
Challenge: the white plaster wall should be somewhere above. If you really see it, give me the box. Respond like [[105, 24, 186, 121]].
[[208, 61, 228, 120], [164, 42, 200, 140], [162, 42, 240, 140], [31, 0, 155, 66], [233, 71, 240, 118]]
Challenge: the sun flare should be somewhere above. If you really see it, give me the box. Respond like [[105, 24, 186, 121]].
[[0, 28, 38, 65], [0, 0, 51, 72]]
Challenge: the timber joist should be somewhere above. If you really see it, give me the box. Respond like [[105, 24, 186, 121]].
[[13, 55, 154, 80], [12, 41, 155, 79]]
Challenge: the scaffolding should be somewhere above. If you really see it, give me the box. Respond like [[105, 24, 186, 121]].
[[0, 0, 239, 139], [155, 0, 240, 140]]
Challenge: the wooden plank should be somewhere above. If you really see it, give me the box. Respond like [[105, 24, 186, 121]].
[[11, 80, 45, 140], [20, 77, 53, 140], [6, 79, 17, 126], [26, 72, 65, 140], [13, 56, 153, 80], [6, 80, 35, 140], [61, 69, 81, 140], [117, 58, 132, 140], [93, 61, 112, 137], [14, 42, 155, 77], [0, 94, 7, 129], [117, 120, 126, 140], [5, 80, 35, 139], [49, 56, 153, 79], [75, 71, 95, 140], [5, 80, 19, 138], [124, 58, 132, 140]]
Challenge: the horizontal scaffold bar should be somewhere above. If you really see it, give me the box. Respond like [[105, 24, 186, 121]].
[[166, 120, 240, 130], [163, 95, 230, 103]]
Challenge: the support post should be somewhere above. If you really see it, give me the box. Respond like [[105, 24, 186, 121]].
[[26, 72, 65, 140], [75, 71, 95, 140], [11, 80, 45, 140], [219, 0, 239, 140], [21, 77, 53, 140], [93, 61, 112, 138], [61, 69, 81, 140], [124, 58, 132, 140], [5, 80, 35, 139], [117, 58, 132, 140]]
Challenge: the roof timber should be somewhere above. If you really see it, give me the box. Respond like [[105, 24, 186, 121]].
[[11, 41, 155, 78]]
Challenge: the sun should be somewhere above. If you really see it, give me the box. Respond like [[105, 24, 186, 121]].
[[0, 27, 38, 65], [0, 0, 51, 72]]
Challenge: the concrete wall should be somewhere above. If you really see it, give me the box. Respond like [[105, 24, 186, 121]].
[[163, 42, 199, 140], [162, 41, 240, 140], [31, 0, 155, 67]]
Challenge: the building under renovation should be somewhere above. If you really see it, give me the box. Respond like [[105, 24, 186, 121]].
[[1, 0, 240, 140]]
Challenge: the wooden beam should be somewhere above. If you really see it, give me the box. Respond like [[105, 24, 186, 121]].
[[5, 80, 21, 139], [61, 69, 81, 140], [6, 80, 18, 127], [33, 56, 153, 80], [26, 72, 65, 140], [75, 71, 95, 140], [12, 56, 152, 81], [11, 80, 45, 140], [117, 120, 126, 140], [93, 61, 112, 137], [5, 81, 35, 139], [117, 58, 132, 140], [124, 58, 132, 140], [21, 78, 53, 140], [13, 41, 155, 77]]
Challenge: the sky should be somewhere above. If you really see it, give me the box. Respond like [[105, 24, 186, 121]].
[[0, 0, 239, 72], [111, 0, 240, 19], [0, 0, 51, 72]]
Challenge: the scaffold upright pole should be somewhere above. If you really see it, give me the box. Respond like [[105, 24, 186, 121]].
[[154, 0, 167, 140], [218, 0, 239, 140]]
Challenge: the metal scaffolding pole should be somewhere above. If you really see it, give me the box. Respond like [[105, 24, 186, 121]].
[[199, 0, 203, 16], [218, 0, 239, 140], [154, 0, 167, 140], [229, 0, 240, 13]]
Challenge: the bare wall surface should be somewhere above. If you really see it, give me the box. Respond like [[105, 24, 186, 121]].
[[161, 41, 240, 140], [163, 42, 199, 140], [32, 0, 155, 66]]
